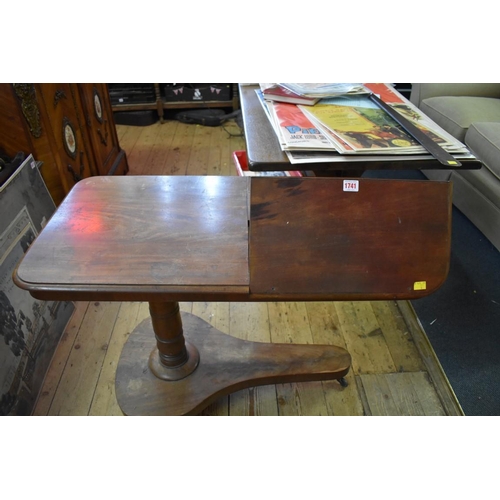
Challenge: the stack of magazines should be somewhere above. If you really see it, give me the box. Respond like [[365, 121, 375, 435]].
[[256, 83, 473, 165]]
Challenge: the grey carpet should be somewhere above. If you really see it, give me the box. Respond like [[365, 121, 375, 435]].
[[362, 168, 500, 415]]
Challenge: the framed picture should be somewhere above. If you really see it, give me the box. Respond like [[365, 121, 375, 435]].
[[93, 87, 103, 123], [62, 117, 77, 160], [0, 155, 74, 416]]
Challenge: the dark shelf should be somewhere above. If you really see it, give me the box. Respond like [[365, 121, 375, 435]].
[[110, 83, 239, 123]]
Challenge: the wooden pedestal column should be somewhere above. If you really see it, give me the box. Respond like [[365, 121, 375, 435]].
[[148, 302, 200, 381]]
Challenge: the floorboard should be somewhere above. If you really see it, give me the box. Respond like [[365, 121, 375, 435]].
[[33, 118, 462, 416]]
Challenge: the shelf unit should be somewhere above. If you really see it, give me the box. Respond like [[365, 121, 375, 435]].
[[110, 83, 239, 123]]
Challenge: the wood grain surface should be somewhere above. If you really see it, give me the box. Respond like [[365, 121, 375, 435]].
[[15, 176, 249, 292], [250, 176, 452, 300]]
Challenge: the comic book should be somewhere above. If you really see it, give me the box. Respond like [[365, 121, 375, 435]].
[[258, 84, 469, 156], [300, 94, 425, 153], [363, 83, 469, 154], [254, 90, 338, 151]]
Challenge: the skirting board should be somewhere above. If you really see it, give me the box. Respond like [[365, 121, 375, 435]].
[[397, 300, 464, 416]]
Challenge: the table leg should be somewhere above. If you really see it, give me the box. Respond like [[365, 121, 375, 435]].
[[115, 301, 351, 416], [147, 301, 200, 381]]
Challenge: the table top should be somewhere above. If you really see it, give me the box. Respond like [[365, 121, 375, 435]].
[[14, 175, 453, 303], [14, 176, 250, 301], [239, 84, 482, 172], [249, 176, 452, 300]]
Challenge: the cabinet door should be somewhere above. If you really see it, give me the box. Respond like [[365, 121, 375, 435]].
[[37, 84, 95, 192], [78, 83, 126, 176]]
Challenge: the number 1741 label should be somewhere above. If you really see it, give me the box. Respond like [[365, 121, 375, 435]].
[[343, 180, 359, 192]]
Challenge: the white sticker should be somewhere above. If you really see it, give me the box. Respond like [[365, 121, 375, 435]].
[[343, 180, 359, 192]]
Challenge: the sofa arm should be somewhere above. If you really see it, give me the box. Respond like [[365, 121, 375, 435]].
[[410, 83, 500, 107]]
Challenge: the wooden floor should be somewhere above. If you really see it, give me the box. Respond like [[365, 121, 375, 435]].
[[33, 118, 463, 416]]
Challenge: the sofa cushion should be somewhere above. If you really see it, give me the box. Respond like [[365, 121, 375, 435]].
[[465, 122, 500, 180], [420, 96, 500, 141], [457, 163, 500, 210]]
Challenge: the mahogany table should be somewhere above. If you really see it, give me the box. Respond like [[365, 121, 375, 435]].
[[239, 84, 482, 175], [14, 175, 452, 415]]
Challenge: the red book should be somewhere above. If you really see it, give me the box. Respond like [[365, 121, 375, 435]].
[[232, 151, 303, 177], [260, 84, 319, 106]]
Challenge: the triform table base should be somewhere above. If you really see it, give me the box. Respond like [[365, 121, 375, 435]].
[[115, 302, 351, 416]]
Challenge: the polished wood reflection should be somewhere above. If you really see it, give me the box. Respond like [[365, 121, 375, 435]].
[[15, 176, 250, 301]]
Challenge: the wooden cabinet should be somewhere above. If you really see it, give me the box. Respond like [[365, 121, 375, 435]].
[[36, 83, 95, 193], [0, 83, 128, 205], [78, 83, 128, 176]]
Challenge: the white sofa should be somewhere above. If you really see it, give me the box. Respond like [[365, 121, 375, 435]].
[[410, 83, 500, 251]]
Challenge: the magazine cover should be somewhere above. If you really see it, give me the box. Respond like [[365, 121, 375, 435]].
[[0, 155, 74, 416], [302, 96, 422, 152], [269, 100, 337, 150], [363, 83, 406, 104], [363, 83, 468, 154]]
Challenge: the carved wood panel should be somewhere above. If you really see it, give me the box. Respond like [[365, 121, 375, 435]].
[[0, 83, 128, 206], [36, 84, 95, 192], [79, 83, 121, 176]]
